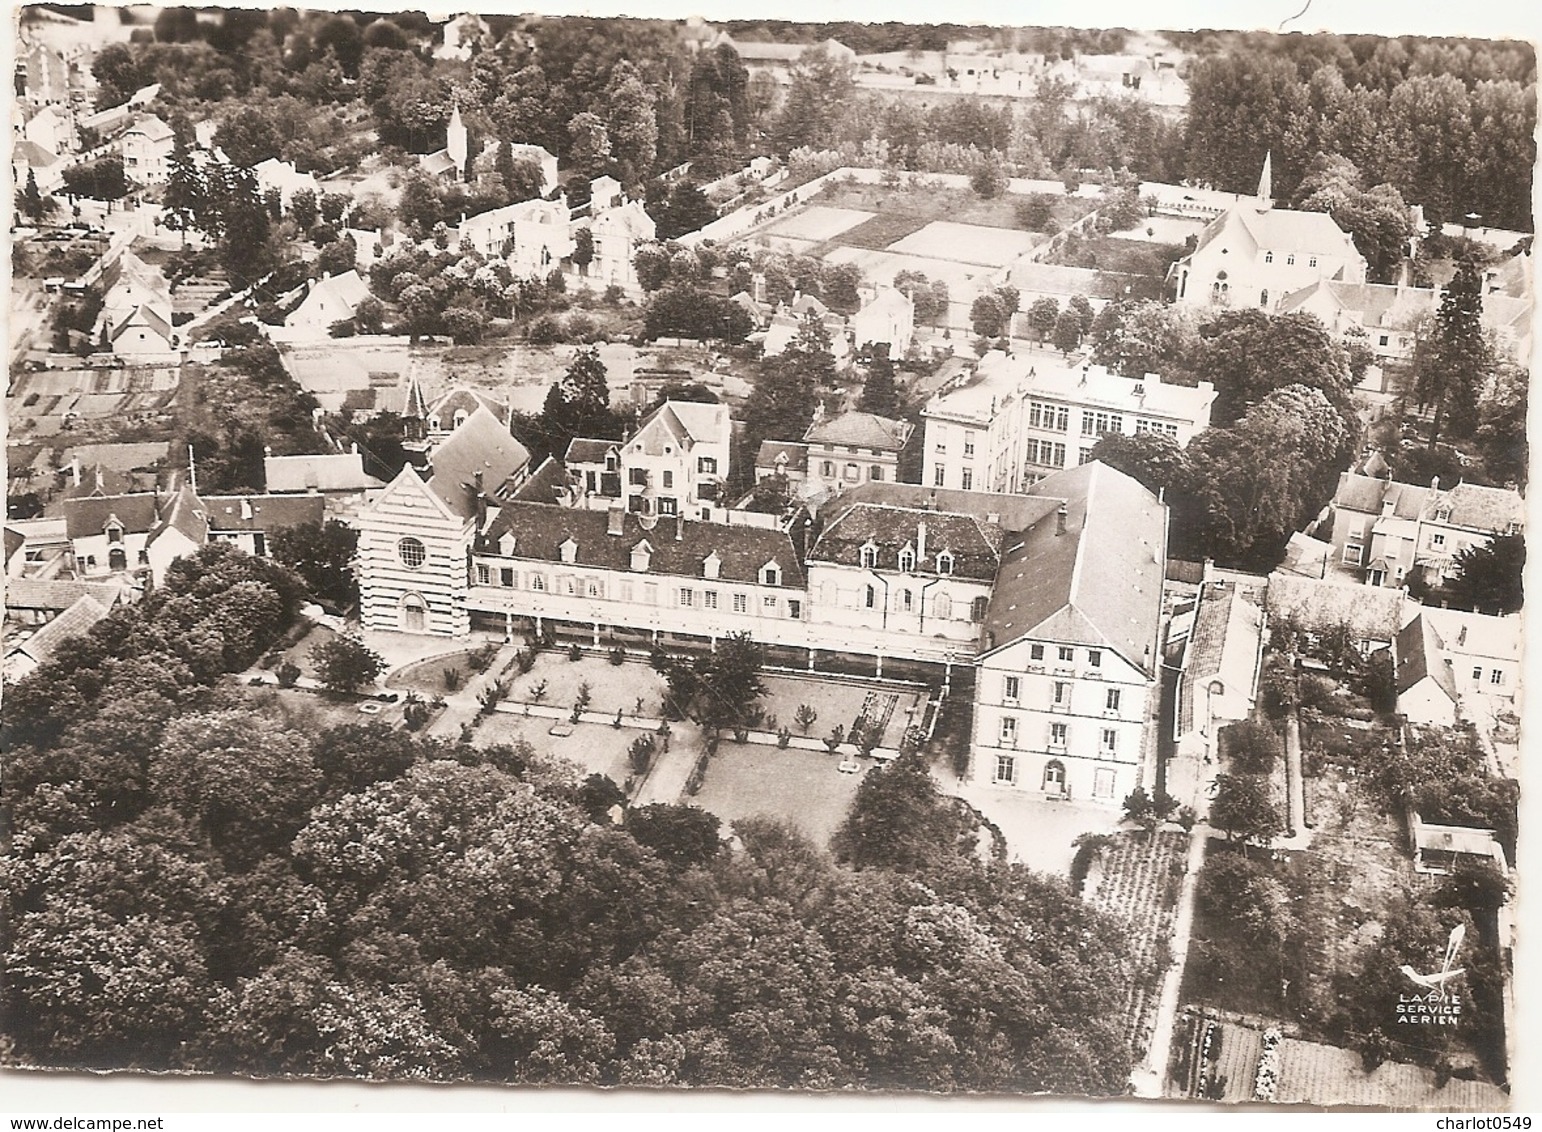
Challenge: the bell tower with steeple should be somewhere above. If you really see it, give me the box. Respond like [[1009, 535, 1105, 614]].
[[1255, 150, 1273, 212]]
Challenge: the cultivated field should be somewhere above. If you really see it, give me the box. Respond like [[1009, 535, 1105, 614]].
[[890, 220, 1041, 266], [761, 205, 876, 242]]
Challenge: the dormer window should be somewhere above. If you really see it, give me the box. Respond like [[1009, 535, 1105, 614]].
[[1264, 251, 1273, 263], [630, 540, 653, 572], [702, 551, 721, 580], [1286, 254, 1295, 265], [559, 537, 578, 564], [106, 522, 123, 544], [498, 530, 517, 556], [1435, 507, 1452, 523], [937, 551, 954, 576], [859, 542, 878, 570], [761, 563, 781, 587], [898, 547, 915, 573], [605, 452, 618, 472]]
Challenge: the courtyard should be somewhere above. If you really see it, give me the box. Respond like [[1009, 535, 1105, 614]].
[[689, 741, 869, 849]]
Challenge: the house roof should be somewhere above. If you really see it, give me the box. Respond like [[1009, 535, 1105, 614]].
[[1278, 531, 1332, 579], [981, 461, 1167, 672], [419, 149, 458, 177], [1278, 279, 1437, 329], [425, 405, 532, 518], [5, 526, 25, 566], [110, 304, 172, 344], [12, 138, 59, 167], [509, 456, 570, 504], [1425, 482, 1525, 533], [10, 595, 110, 668], [428, 387, 508, 426], [1177, 585, 1264, 737], [803, 411, 914, 452], [808, 502, 1003, 580], [63, 493, 161, 539], [147, 483, 207, 546], [1333, 472, 1431, 521], [264, 452, 382, 493], [481, 503, 805, 587], [303, 270, 371, 317], [3, 577, 124, 612], [200, 494, 327, 532], [1001, 262, 1123, 299], [565, 437, 618, 464], [1396, 613, 1459, 702], [755, 440, 807, 469], [1266, 573, 1404, 642], [1416, 606, 1520, 664], [830, 481, 1063, 533], [630, 401, 729, 454], [126, 114, 173, 143]]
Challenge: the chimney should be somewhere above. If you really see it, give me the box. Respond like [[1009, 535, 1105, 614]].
[[1431, 476, 1440, 491], [1458, 625, 1468, 647], [1056, 503, 1068, 535], [71, 454, 81, 486], [606, 504, 625, 536], [917, 520, 927, 562], [675, 514, 684, 541], [1381, 494, 1395, 517], [240, 499, 253, 521]]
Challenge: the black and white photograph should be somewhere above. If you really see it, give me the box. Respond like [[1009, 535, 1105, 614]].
[[2, 0, 1536, 1115]]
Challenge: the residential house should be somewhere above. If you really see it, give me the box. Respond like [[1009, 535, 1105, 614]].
[[802, 410, 914, 499], [849, 287, 916, 357], [285, 271, 373, 336], [613, 401, 732, 520], [1278, 280, 1434, 363], [761, 293, 852, 364], [1328, 473, 1524, 588], [12, 138, 64, 195], [1394, 613, 1460, 727], [505, 142, 559, 197], [253, 157, 321, 209], [3, 576, 125, 625], [63, 491, 160, 575], [97, 250, 172, 339], [435, 13, 490, 61], [753, 441, 808, 493], [1173, 581, 1266, 762], [588, 197, 656, 293], [424, 388, 510, 448], [1169, 155, 1368, 311], [119, 114, 174, 185], [459, 196, 574, 276], [923, 354, 1216, 493], [23, 104, 72, 155], [107, 305, 175, 355]]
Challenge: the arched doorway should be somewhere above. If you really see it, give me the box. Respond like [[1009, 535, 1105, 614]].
[[401, 593, 427, 633], [1042, 758, 1067, 796]]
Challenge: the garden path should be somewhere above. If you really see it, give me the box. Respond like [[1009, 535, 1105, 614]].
[[1133, 823, 1210, 1098]]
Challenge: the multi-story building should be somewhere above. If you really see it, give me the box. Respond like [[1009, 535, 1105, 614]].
[[922, 353, 1215, 493], [802, 410, 914, 498], [1168, 155, 1368, 312], [354, 439, 1170, 802], [119, 114, 173, 185], [971, 462, 1166, 804], [1327, 473, 1525, 588], [458, 196, 574, 276], [563, 401, 732, 522]]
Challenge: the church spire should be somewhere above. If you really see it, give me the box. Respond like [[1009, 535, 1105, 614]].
[[1256, 150, 1273, 211]]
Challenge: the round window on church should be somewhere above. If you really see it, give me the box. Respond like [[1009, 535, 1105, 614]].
[[398, 537, 427, 569]]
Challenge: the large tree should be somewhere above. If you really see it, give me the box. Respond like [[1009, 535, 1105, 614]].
[[541, 346, 619, 451], [1413, 257, 1490, 447], [1443, 532, 1525, 616]]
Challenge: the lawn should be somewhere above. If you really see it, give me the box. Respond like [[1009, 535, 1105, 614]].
[[500, 652, 670, 718], [760, 205, 876, 242], [759, 672, 927, 750], [384, 646, 502, 696], [237, 683, 405, 731], [472, 712, 638, 787], [813, 181, 1097, 235], [688, 741, 865, 849], [889, 221, 1041, 266]]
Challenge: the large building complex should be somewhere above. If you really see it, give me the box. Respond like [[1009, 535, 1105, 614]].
[[922, 353, 1216, 494]]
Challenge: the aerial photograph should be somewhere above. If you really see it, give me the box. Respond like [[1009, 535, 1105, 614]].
[[2, 0, 1534, 1114]]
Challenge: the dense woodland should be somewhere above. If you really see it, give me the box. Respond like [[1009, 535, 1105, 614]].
[[1, 546, 1141, 1089], [82, 15, 1534, 233]]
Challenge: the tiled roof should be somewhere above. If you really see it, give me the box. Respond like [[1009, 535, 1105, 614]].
[[755, 440, 807, 469], [425, 405, 532, 518], [1396, 613, 1458, 702], [565, 437, 617, 464], [809, 503, 1001, 580], [111, 305, 172, 344], [509, 456, 570, 504], [3, 577, 124, 612], [1333, 473, 1430, 520], [63, 493, 160, 539], [4, 526, 24, 565], [1177, 585, 1264, 737], [831, 481, 1063, 535], [200, 494, 326, 532], [429, 387, 508, 425], [1266, 573, 1404, 642], [265, 453, 381, 493], [631, 401, 729, 451], [10, 595, 110, 667], [148, 484, 207, 546], [310, 270, 371, 314], [1427, 483, 1525, 533], [982, 461, 1166, 672], [803, 411, 914, 451], [481, 503, 804, 587]]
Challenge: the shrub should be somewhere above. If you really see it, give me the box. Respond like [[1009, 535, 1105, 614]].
[[824, 724, 845, 754], [777, 726, 792, 748], [612, 708, 623, 729], [608, 645, 626, 666], [527, 314, 567, 344], [794, 704, 818, 733], [477, 680, 507, 716], [443, 666, 463, 692], [276, 661, 301, 688], [469, 642, 500, 672], [568, 643, 583, 662], [530, 678, 548, 701], [628, 733, 656, 773], [516, 649, 536, 674], [575, 681, 592, 712]]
